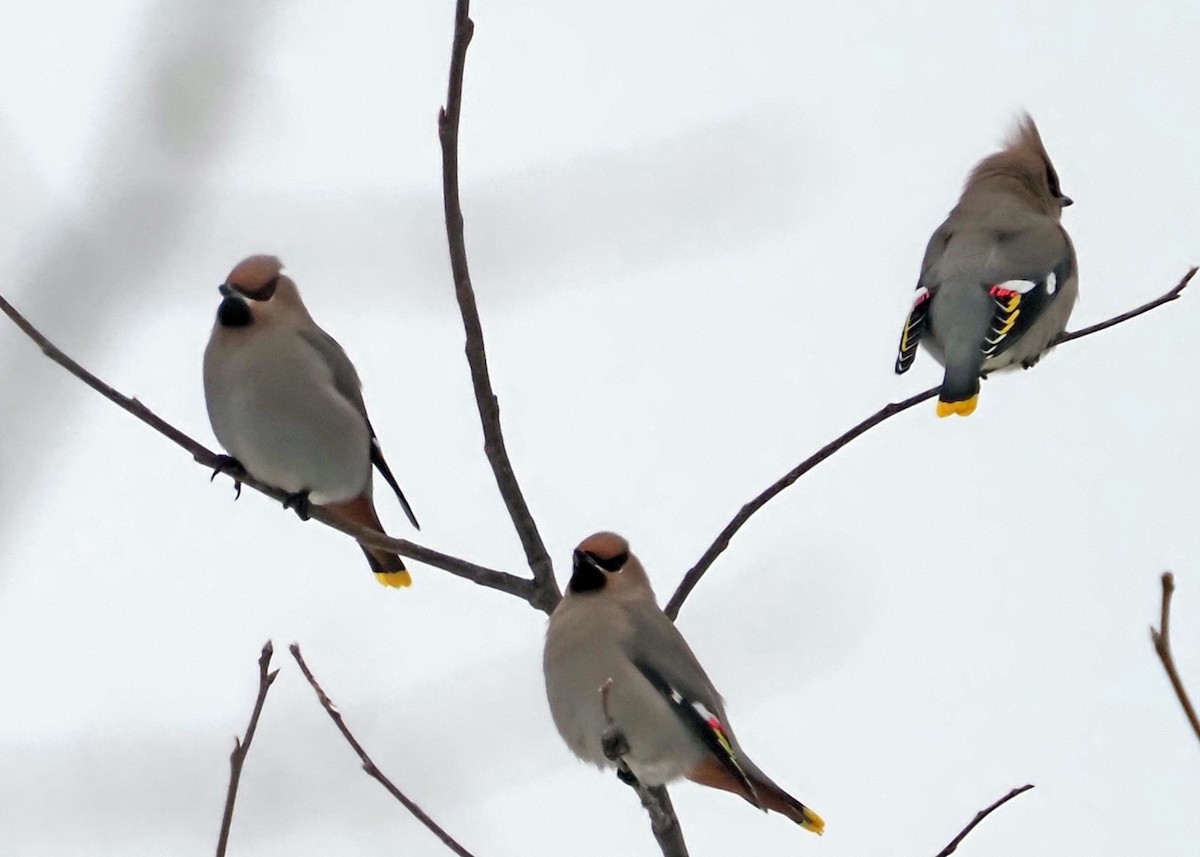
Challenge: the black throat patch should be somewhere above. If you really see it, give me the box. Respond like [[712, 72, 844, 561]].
[[568, 560, 606, 593], [217, 296, 253, 328]]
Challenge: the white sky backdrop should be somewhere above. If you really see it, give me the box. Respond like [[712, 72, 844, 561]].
[[1, 1, 1198, 855]]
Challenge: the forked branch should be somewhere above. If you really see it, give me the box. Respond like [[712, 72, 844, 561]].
[[666, 267, 1197, 619], [437, 0, 559, 614]]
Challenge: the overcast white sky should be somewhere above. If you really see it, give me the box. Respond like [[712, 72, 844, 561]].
[[1, 1, 1198, 855]]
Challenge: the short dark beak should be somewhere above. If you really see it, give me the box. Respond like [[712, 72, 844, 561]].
[[1059, 195, 1073, 207], [218, 283, 234, 297], [572, 549, 598, 572]]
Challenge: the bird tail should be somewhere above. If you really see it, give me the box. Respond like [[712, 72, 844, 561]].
[[753, 776, 825, 834], [937, 360, 981, 418], [687, 757, 824, 834], [324, 495, 412, 588]]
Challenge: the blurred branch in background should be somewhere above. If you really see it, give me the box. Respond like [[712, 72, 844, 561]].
[[289, 644, 479, 857], [438, 0, 560, 614], [0, 291, 534, 603], [215, 641, 278, 857], [666, 267, 1198, 620], [0, 0, 276, 543], [932, 784, 1034, 857], [1150, 571, 1200, 745]]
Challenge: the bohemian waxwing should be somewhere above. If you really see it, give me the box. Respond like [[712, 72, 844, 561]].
[[543, 532, 824, 834], [895, 114, 1079, 417], [203, 255, 419, 587]]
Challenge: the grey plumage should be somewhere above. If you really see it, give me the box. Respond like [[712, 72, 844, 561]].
[[543, 532, 824, 833], [203, 255, 417, 585], [895, 115, 1079, 417]]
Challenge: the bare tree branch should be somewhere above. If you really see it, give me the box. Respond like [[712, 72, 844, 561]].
[[0, 292, 535, 604], [666, 385, 937, 619], [437, 0, 560, 614], [933, 784, 1034, 857], [600, 679, 690, 857], [289, 644, 479, 857], [1150, 571, 1200, 745], [215, 641, 279, 857], [1058, 272, 1194, 344], [666, 267, 1197, 619]]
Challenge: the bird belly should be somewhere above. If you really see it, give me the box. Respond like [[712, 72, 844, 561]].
[[544, 626, 704, 786], [205, 343, 370, 503]]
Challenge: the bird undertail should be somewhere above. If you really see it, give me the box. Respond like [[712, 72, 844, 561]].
[[324, 495, 412, 588], [687, 757, 825, 835]]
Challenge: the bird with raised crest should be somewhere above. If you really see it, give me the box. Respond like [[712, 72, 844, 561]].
[[895, 114, 1079, 417], [203, 254, 419, 587]]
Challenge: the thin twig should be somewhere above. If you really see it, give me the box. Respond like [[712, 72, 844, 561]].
[[289, 644, 479, 857], [1150, 571, 1200, 744], [437, 0, 559, 614], [666, 267, 1197, 619], [0, 292, 535, 603], [599, 679, 690, 857], [1057, 270, 1194, 344], [933, 784, 1034, 857], [666, 385, 937, 619], [215, 641, 279, 857]]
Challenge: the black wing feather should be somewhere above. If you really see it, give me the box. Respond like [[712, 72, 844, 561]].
[[633, 660, 761, 807], [895, 286, 931, 374], [367, 420, 420, 529], [982, 278, 1054, 361]]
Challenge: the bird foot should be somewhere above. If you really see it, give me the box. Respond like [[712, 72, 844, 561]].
[[1021, 357, 1040, 369], [282, 490, 312, 521], [210, 455, 245, 500]]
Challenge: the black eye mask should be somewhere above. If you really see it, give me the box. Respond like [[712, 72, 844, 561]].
[[592, 551, 629, 572], [235, 276, 280, 302]]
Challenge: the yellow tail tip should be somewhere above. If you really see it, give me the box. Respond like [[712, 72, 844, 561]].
[[800, 807, 825, 835], [936, 395, 978, 418], [375, 570, 413, 589]]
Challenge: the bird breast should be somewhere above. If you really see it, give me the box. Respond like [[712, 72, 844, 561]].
[[544, 600, 706, 786], [203, 328, 372, 503]]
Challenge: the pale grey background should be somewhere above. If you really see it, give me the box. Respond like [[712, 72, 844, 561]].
[[1, 1, 1198, 855]]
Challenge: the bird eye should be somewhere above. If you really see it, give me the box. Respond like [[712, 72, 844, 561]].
[[594, 551, 629, 572]]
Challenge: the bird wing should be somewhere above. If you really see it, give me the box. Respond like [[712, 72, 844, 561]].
[[631, 657, 761, 807], [895, 220, 953, 374], [298, 325, 368, 414], [619, 602, 760, 800], [368, 434, 420, 528], [894, 286, 932, 374], [298, 327, 420, 528], [980, 226, 1076, 362], [621, 601, 721, 707]]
